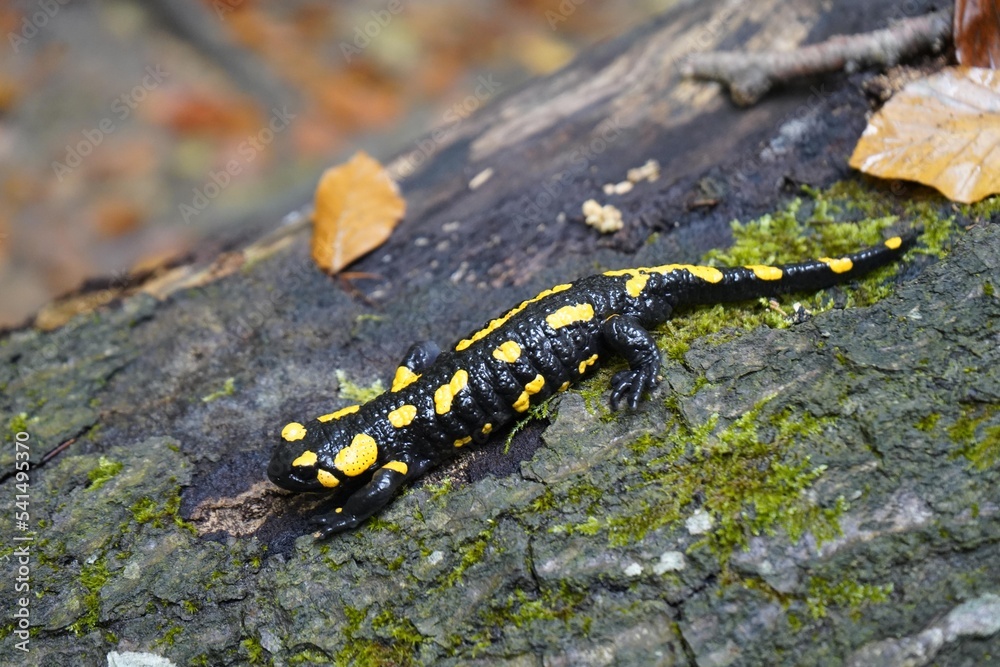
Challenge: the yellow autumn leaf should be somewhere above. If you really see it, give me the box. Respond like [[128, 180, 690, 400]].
[[311, 151, 406, 273], [849, 67, 1000, 204]]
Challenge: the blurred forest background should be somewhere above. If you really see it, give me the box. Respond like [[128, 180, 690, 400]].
[[0, 0, 676, 327]]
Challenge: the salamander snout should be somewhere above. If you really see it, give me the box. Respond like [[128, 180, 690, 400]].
[[268, 444, 323, 492]]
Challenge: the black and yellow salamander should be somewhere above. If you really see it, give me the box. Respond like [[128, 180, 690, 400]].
[[268, 231, 917, 537]]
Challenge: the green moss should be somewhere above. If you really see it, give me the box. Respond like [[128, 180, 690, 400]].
[[957, 194, 1000, 225], [129, 484, 197, 533], [130, 497, 161, 525], [289, 649, 334, 665], [371, 610, 424, 653], [504, 398, 555, 453], [629, 433, 658, 456], [984, 281, 995, 297], [85, 423, 104, 443], [6, 412, 30, 442], [704, 191, 944, 312], [69, 557, 110, 636], [805, 577, 893, 620], [555, 397, 843, 571], [424, 478, 453, 501], [201, 377, 236, 402], [181, 599, 199, 614], [442, 526, 495, 589], [366, 518, 401, 533], [241, 636, 266, 664], [155, 624, 183, 647], [335, 369, 385, 404], [552, 186, 964, 562], [335, 605, 416, 667], [566, 480, 603, 508], [636, 186, 955, 375], [484, 581, 587, 630], [528, 487, 556, 513], [354, 313, 386, 324], [577, 369, 616, 417], [948, 403, 1000, 471], [86, 456, 123, 492], [914, 413, 941, 433]]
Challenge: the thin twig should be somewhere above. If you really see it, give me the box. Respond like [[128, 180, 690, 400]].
[[681, 9, 954, 106]]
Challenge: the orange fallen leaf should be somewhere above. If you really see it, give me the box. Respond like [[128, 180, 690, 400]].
[[849, 67, 1000, 204], [311, 151, 405, 273]]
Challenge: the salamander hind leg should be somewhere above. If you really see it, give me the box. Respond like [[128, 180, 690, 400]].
[[310, 455, 434, 539], [601, 315, 662, 410]]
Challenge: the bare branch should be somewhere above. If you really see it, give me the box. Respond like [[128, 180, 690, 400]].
[[681, 9, 954, 106]]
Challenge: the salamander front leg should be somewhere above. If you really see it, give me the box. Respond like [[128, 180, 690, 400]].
[[310, 456, 433, 538], [389, 341, 441, 392], [601, 314, 662, 410]]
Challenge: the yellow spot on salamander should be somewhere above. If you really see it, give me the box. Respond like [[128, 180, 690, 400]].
[[513, 373, 546, 412], [559, 381, 570, 392], [281, 422, 307, 442], [383, 460, 408, 475], [604, 269, 650, 297], [291, 450, 317, 467], [388, 404, 417, 428], [334, 433, 378, 477], [317, 405, 360, 422], [645, 264, 724, 283], [625, 273, 649, 297], [884, 236, 902, 250], [820, 256, 853, 273], [482, 423, 493, 435], [746, 265, 783, 281], [492, 340, 522, 363], [316, 469, 340, 488], [455, 283, 573, 350], [546, 303, 595, 330], [434, 369, 469, 414], [578, 354, 599, 374], [434, 385, 452, 414], [454, 436, 473, 448], [391, 366, 420, 392], [335, 507, 342, 513], [451, 369, 469, 393]]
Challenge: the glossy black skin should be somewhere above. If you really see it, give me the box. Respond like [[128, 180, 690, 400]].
[[268, 233, 917, 537]]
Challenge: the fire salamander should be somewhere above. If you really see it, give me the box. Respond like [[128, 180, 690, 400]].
[[268, 232, 917, 537]]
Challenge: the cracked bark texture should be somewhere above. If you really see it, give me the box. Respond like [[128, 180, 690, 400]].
[[3, 0, 999, 665]]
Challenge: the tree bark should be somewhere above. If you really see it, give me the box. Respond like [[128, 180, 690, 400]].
[[3, 0, 998, 665]]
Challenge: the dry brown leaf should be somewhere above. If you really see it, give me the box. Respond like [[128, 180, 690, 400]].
[[849, 67, 1000, 204], [955, 0, 1000, 68], [311, 151, 405, 273]]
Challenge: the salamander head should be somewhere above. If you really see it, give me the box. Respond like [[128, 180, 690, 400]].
[[268, 407, 378, 492]]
